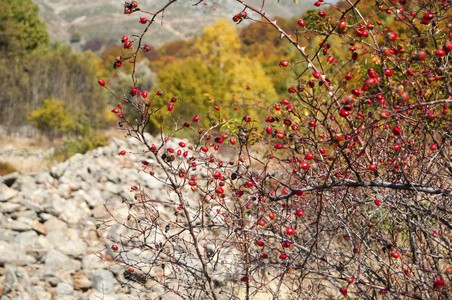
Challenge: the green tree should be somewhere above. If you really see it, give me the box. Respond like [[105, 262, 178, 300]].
[[0, 0, 49, 57]]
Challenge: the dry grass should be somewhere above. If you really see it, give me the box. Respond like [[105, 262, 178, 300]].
[[0, 128, 126, 174]]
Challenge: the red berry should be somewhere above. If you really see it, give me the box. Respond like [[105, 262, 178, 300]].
[[286, 228, 295, 235], [297, 19, 305, 27], [340, 288, 347, 295], [434, 279, 445, 288], [280, 60, 289, 67], [392, 252, 400, 258], [296, 210, 304, 217], [140, 17, 147, 24], [112, 245, 119, 251], [98, 79, 105, 86]]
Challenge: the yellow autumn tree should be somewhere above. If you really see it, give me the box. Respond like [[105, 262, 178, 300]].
[[155, 19, 277, 131]]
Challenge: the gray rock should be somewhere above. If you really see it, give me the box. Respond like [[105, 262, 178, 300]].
[[88, 291, 116, 300], [31, 292, 52, 300], [90, 269, 116, 293], [103, 181, 121, 195], [73, 273, 92, 291], [43, 217, 67, 231], [0, 229, 17, 242], [0, 241, 36, 266], [46, 230, 68, 246], [1, 171, 19, 187], [38, 212, 54, 221], [1, 202, 23, 213], [55, 282, 74, 295], [5, 220, 32, 232], [57, 239, 87, 258], [59, 209, 82, 225], [11, 175, 37, 195], [59, 296, 77, 300], [44, 249, 81, 275], [82, 254, 105, 270], [20, 199, 43, 213], [14, 230, 38, 247], [14, 209, 38, 220], [50, 164, 66, 179], [73, 291, 89, 300], [47, 276, 59, 287], [16, 293, 31, 300], [33, 172, 54, 185], [15, 267, 30, 288], [4, 265, 19, 291], [0, 183, 18, 202]]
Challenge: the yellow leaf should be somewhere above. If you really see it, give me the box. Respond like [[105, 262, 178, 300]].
[[372, 54, 381, 65]]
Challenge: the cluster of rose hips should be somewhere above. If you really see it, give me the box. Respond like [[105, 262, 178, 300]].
[[121, 35, 132, 49], [232, 11, 247, 22], [124, 1, 139, 14]]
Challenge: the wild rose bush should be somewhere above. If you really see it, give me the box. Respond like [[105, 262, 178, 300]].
[[98, 0, 452, 298]]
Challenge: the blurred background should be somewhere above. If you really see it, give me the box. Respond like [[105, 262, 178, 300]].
[[0, 0, 330, 174]]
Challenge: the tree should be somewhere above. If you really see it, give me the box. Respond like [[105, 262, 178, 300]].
[[27, 98, 77, 138], [99, 0, 452, 299], [0, 0, 49, 57], [156, 19, 278, 131]]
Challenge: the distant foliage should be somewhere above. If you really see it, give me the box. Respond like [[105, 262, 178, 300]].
[[154, 19, 277, 131], [27, 99, 78, 138], [0, 0, 108, 136]]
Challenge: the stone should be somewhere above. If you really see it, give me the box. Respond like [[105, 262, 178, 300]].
[[43, 249, 81, 275], [20, 199, 43, 213], [59, 296, 77, 300], [57, 239, 87, 258], [14, 267, 30, 288], [88, 291, 116, 300], [1, 202, 23, 213], [31, 292, 52, 300], [11, 175, 37, 195], [0, 229, 17, 242], [5, 219, 32, 232], [31, 221, 48, 235], [0, 183, 18, 202], [43, 217, 67, 232], [82, 254, 105, 270], [14, 230, 38, 247], [73, 273, 92, 291], [14, 210, 38, 220], [90, 269, 116, 294], [16, 293, 31, 300], [1, 172, 19, 187], [0, 241, 27, 266], [55, 282, 74, 296]]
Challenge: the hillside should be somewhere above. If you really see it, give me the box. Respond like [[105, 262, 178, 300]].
[[34, 0, 317, 49]]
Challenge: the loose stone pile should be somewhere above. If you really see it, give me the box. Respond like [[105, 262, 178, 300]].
[[0, 133, 177, 300]]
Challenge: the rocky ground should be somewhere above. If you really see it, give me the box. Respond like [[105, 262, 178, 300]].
[[0, 133, 178, 300]]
